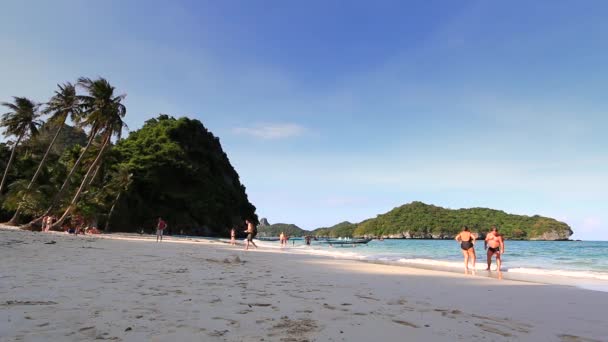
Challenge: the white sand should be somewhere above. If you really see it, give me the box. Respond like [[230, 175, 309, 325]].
[[1, 227, 607, 342]]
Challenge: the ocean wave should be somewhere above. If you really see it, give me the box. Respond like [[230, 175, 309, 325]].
[[506, 267, 608, 281], [288, 244, 608, 281], [222, 238, 608, 283]]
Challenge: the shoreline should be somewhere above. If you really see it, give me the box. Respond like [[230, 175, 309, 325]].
[[7, 225, 608, 292], [2, 227, 608, 341], [200, 235, 608, 292]]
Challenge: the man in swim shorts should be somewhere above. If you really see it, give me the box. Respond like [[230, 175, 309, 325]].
[[484, 226, 505, 271], [243, 219, 258, 251]]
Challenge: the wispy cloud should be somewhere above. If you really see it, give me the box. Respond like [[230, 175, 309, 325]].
[[233, 123, 305, 140]]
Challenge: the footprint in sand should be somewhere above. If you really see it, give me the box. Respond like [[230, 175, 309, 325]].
[[296, 309, 314, 314], [558, 334, 602, 342], [270, 318, 318, 338], [3, 300, 58, 306], [387, 299, 408, 306], [392, 320, 419, 328], [212, 317, 239, 327], [475, 323, 512, 337], [208, 329, 229, 337], [355, 294, 380, 301], [322, 303, 337, 310], [241, 302, 272, 307]]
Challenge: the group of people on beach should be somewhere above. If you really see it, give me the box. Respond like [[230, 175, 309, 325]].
[[228, 220, 506, 273], [40, 214, 101, 235], [156, 217, 505, 274], [455, 225, 505, 272], [279, 232, 289, 247], [41, 215, 55, 232], [228, 219, 258, 250]]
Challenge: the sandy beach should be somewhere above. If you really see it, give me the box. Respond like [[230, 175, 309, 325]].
[[1, 227, 607, 342]]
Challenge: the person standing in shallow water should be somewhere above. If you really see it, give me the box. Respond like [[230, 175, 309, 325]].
[[455, 226, 476, 272], [485, 226, 505, 271], [243, 219, 257, 250]]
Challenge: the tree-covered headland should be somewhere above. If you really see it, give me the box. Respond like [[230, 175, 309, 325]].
[[0, 78, 257, 235]]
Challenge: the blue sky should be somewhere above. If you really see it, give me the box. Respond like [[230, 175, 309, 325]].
[[1, 1, 607, 239]]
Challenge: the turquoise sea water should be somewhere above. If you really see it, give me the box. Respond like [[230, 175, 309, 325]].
[[250, 238, 608, 286], [339, 240, 608, 273]]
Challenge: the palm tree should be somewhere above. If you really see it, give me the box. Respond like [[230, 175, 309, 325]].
[[104, 164, 133, 232], [52, 78, 126, 229], [7, 84, 80, 225], [2, 179, 53, 218], [31, 77, 125, 228], [0, 97, 42, 194]]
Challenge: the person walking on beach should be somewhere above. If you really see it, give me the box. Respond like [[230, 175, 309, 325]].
[[46, 216, 54, 232], [455, 226, 476, 272], [41, 216, 48, 232], [279, 231, 286, 247], [484, 226, 504, 271], [156, 217, 167, 242], [230, 227, 236, 246], [243, 219, 258, 250]]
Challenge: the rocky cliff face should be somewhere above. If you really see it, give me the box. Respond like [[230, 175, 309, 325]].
[[259, 218, 270, 227], [529, 230, 572, 241]]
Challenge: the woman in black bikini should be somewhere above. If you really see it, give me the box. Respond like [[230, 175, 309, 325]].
[[455, 226, 476, 271]]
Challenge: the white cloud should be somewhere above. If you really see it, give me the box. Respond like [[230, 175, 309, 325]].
[[232, 123, 305, 140]]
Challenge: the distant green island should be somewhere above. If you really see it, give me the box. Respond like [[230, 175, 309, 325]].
[[258, 202, 573, 241], [256, 219, 306, 238]]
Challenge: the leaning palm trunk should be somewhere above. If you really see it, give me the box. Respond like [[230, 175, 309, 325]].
[[104, 191, 122, 233], [29, 129, 98, 226], [0, 133, 24, 194], [52, 132, 111, 230], [8, 123, 65, 225], [88, 164, 102, 186]]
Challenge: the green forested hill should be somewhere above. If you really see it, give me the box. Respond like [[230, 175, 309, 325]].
[[312, 221, 356, 237], [108, 115, 257, 235], [256, 220, 308, 237], [1, 116, 257, 234], [311, 202, 573, 240]]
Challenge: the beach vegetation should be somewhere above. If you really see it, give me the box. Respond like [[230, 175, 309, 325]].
[[0, 97, 42, 194], [257, 222, 308, 237], [0, 79, 257, 235]]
